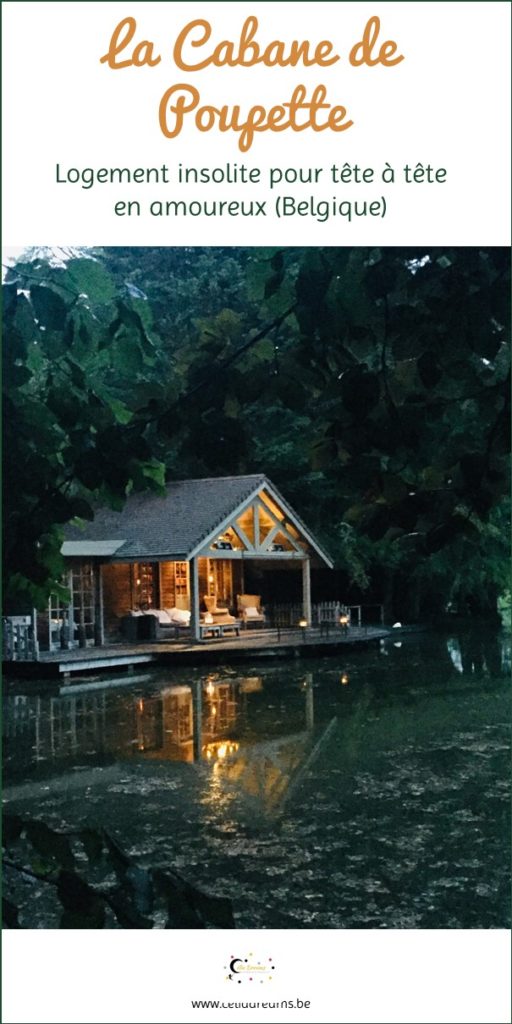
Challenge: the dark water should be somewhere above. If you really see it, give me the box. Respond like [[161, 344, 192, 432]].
[[3, 631, 510, 928]]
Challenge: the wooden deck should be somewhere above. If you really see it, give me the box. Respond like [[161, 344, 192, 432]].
[[4, 625, 390, 680]]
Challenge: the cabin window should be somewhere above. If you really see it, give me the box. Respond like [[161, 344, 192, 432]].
[[174, 562, 188, 601], [134, 562, 158, 609], [71, 562, 95, 638], [213, 560, 233, 607], [48, 561, 96, 646]]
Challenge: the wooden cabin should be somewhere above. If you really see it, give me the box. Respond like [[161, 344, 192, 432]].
[[39, 474, 332, 650]]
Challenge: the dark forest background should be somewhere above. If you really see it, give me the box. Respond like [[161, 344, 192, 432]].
[[3, 246, 510, 621]]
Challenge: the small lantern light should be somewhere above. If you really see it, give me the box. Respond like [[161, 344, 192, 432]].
[[299, 617, 308, 643], [339, 613, 350, 630], [340, 673, 349, 686]]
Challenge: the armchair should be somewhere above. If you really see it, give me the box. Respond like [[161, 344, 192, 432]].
[[237, 594, 265, 628]]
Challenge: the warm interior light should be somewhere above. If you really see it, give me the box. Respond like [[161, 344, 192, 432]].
[[202, 740, 240, 761]]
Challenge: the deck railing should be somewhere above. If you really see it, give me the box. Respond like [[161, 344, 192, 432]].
[[266, 602, 384, 629], [3, 617, 39, 661], [3, 602, 385, 661]]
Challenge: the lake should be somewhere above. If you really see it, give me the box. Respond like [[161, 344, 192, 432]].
[[3, 630, 510, 928]]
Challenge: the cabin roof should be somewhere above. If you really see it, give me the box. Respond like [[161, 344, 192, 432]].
[[63, 474, 333, 567]]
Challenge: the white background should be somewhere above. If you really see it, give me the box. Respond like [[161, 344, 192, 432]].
[[3, 930, 511, 1023], [2, 0, 511, 246], [2, 3, 511, 1023]]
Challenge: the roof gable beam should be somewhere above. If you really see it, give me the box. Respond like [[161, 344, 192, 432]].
[[188, 478, 332, 567], [260, 521, 302, 553], [230, 520, 255, 551]]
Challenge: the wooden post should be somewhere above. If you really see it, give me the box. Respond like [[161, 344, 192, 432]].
[[302, 557, 312, 626], [31, 608, 39, 660], [62, 569, 74, 649], [94, 564, 105, 647], [189, 557, 200, 641], [240, 555, 245, 603], [253, 502, 260, 548]]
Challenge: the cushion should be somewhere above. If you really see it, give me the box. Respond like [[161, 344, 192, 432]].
[[129, 610, 143, 617], [154, 609, 173, 625], [140, 609, 174, 624], [203, 612, 214, 624], [244, 606, 260, 618], [166, 607, 190, 625]]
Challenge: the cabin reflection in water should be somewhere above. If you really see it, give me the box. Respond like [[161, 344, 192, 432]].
[[3, 674, 316, 784]]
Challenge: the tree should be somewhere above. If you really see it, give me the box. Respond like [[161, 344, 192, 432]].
[[4, 246, 509, 620], [236, 247, 510, 617], [3, 254, 169, 611]]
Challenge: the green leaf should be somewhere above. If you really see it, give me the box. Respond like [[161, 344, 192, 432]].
[[2, 814, 24, 846], [57, 871, 105, 928], [141, 460, 166, 490], [154, 869, 235, 929], [103, 830, 131, 878], [106, 892, 153, 929], [109, 399, 133, 425], [66, 259, 116, 302], [341, 368, 380, 415], [2, 898, 20, 928], [30, 284, 68, 330], [80, 828, 104, 865], [223, 396, 240, 419], [25, 821, 75, 871]]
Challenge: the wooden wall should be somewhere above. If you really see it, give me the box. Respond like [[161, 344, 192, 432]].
[[198, 557, 209, 608], [102, 563, 132, 635], [101, 558, 241, 634], [160, 562, 176, 609]]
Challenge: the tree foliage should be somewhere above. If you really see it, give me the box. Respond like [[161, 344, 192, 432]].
[[3, 255, 170, 611], [2, 814, 234, 929], [3, 246, 509, 619]]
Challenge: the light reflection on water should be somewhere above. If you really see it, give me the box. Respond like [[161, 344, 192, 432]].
[[3, 671, 317, 783], [3, 631, 510, 928]]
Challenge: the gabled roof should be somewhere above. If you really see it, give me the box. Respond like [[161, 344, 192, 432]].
[[63, 474, 332, 567]]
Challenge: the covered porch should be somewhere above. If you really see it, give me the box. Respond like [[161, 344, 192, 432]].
[[23, 476, 333, 656]]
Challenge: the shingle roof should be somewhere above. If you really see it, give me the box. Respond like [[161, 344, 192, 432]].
[[63, 474, 333, 566], [64, 475, 267, 559]]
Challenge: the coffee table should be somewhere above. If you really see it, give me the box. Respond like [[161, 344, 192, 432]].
[[199, 623, 222, 640]]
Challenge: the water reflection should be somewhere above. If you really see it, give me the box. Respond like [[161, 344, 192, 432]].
[[447, 632, 508, 677], [3, 672, 316, 782], [3, 631, 510, 928]]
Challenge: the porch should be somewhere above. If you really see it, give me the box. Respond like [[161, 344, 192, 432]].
[[13, 476, 342, 659], [6, 475, 382, 669], [5, 619, 390, 680]]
